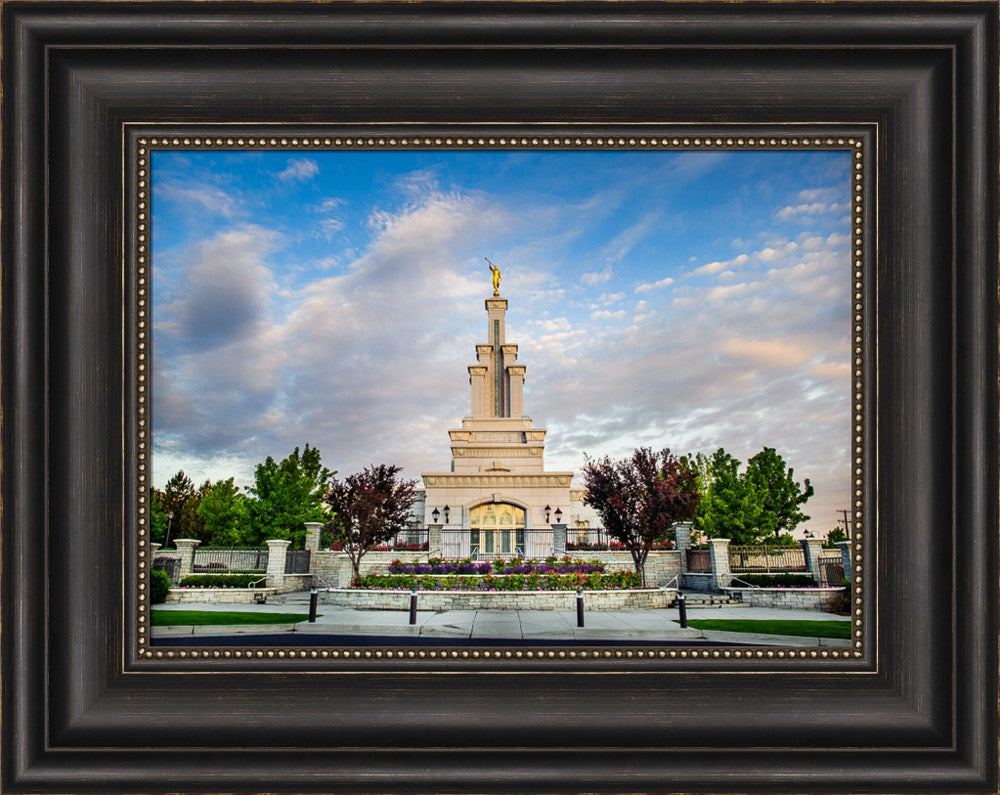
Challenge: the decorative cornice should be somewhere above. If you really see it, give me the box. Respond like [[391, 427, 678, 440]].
[[422, 473, 574, 488], [507, 365, 526, 376], [452, 446, 542, 457]]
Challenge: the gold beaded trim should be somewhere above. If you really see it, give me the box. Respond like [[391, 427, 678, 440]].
[[133, 129, 868, 666]]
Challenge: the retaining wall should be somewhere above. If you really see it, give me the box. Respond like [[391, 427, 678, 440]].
[[165, 588, 276, 604], [317, 588, 677, 611], [724, 587, 845, 611]]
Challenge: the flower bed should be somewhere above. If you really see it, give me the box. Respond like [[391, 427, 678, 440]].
[[386, 556, 606, 576], [355, 570, 641, 591], [178, 574, 265, 589]]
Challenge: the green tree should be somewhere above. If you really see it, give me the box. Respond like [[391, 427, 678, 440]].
[[247, 444, 333, 548], [824, 526, 848, 548], [582, 447, 701, 585], [162, 470, 200, 546], [197, 477, 250, 547], [149, 488, 169, 545], [694, 447, 814, 544], [693, 448, 763, 545], [322, 464, 417, 586], [744, 447, 814, 540]]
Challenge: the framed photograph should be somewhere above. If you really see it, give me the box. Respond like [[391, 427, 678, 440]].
[[3, 3, 996, 794]]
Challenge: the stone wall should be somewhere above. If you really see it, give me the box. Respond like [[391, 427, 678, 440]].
[[680, 573, 717, 593], [317, 588, 677, 611], [165, 588, 276, 604], [724, 587, 846, 611]]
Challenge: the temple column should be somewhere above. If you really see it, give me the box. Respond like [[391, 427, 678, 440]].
[[469, 366, 488, 418], [507, 365, 526, 419]]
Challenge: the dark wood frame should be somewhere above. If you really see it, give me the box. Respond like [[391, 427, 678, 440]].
[[3, 3, 997, 793]]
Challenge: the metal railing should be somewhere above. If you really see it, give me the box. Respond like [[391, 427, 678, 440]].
[[728, 545, 807, 573], [373, 530, 430, 552], [192, 547, 268, 573], [818, 556, 845, 586], [153, 556, 180, 584], [565, 528, 625, 551], [440, 528, 555, 560]]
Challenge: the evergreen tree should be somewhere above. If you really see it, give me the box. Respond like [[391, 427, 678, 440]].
[[149, 488, 169, 545]]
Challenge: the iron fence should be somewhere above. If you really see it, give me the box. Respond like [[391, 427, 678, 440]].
[[686, 548, 712, 573], [728, 545, 807, 573], [192, 547, 268, 573], [153, 556, 180, 584], [818, 555, 845, 586], [373, 530, 430, 552], [440, 528, 555, 560]]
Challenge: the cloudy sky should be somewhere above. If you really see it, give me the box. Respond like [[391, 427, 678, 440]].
[[151, 147, 852, 535]]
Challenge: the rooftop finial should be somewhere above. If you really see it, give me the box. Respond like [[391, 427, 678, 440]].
[[485, 257, 501, 297]]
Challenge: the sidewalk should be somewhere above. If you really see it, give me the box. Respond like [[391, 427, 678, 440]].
[[151, 599, 851, 646]]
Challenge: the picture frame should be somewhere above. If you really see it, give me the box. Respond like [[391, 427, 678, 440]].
[[3, 3, 996, 794]]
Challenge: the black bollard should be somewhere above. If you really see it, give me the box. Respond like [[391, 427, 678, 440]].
[[677, 592, 687, 628], [409, 589, 418, 625], [308, 588, 318, 623], [576, 589, 585, 628]]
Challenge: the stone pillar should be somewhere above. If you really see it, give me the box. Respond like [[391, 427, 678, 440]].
[[708, 538, 731, 591], [304, 522, 323, 574], [150, 542, 161, 556], [507, 365, 526, 418], [427, 524, 443, 558], [469, 365, 487, 418], [551, 523, 567, 558], [673, 522, 692, 573], [265, 539, 291, 591], [173, 539, 200, 580], [836, 541, 852, 579], [800, 538, 826, 583]]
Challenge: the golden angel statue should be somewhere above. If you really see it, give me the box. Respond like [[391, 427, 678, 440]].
[[486, 257, 501, 296]]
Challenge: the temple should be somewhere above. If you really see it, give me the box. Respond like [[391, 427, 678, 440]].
[[419, 283, 578, 558]]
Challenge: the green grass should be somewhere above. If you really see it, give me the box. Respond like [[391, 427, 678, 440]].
[[679, 619, 851, 639], [151, 610, 314, 627]]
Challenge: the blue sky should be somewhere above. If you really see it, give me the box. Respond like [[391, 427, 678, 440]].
[[152, 148, 852, 534]]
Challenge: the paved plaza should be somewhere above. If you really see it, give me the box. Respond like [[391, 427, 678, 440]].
[[152, 594, 850, 646]]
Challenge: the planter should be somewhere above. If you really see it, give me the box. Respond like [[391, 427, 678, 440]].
[[724, 586, 846, 611], [318, 588, 676, 611]]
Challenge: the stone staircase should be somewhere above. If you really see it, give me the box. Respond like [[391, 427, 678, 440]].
[[676, 591, 749, 608]]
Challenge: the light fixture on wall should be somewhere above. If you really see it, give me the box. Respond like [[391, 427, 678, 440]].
[[431, 507, 440, 524], [544, 505, 551, 523], [554, 507, 562, 524], [442, 505, 450, 524]]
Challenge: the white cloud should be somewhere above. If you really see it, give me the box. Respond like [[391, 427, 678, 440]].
[[278, 157, 319, 182], [582, 266, 613, 285], [635, 276, 675, 292]]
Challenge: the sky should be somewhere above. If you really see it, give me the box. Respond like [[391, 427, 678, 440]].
[[151, 147, 853, 536]]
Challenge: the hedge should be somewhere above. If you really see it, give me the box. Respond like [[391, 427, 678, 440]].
[[150, 569, 172, 603], [355, 570, 642, 591], [731, 572, 819, 588], [178, 574, 265, 589]]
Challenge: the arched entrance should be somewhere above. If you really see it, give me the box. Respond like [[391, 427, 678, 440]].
[[469, 502, 525, 558]]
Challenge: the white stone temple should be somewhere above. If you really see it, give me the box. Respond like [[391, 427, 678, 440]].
[[419, 284, 578, 558]]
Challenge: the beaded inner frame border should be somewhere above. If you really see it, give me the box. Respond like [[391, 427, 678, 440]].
[[130, 127, 870, 668]]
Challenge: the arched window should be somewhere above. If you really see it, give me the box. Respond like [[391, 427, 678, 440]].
[[469, 503, 525, 558]]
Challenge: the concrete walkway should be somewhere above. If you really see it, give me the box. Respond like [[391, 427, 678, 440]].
[[151, 598, 850, 646]]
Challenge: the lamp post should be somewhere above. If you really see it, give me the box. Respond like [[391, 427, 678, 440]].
[[431, 507, 440, 524], [554, 507, 562, 524], [442, 505, 450, 525], [165, 510, 174, 549], [544, 505, 551, 524]]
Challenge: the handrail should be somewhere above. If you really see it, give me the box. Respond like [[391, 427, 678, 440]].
[[249, 575, 267, 590], [312, 573, 336, 591], [727, 576, 761, 589], [661, 575, 679, 590]]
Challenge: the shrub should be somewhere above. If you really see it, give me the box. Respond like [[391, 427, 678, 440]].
[[150, 569, 172, 604], [826, 578, 851, 614], [731, 573, 818, 588], [178, 574, 264, 589]]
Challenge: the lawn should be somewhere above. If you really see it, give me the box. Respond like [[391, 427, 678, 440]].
[[679, 619, 851, 639], [151, 610, 314, 626]]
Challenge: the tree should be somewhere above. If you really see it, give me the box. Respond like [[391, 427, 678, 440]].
[[322, 464, 417, 586], [582, 447, 700, 585], [149, 488, 169, 545], [694, 446, 814, 544], [744, 447, 814, 540], [693, 448, 763, 545], [825, 526, 848, 548], [162, 470, 201, 546], [197, 477, 250, 547], [247, 444, 334, 548]]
